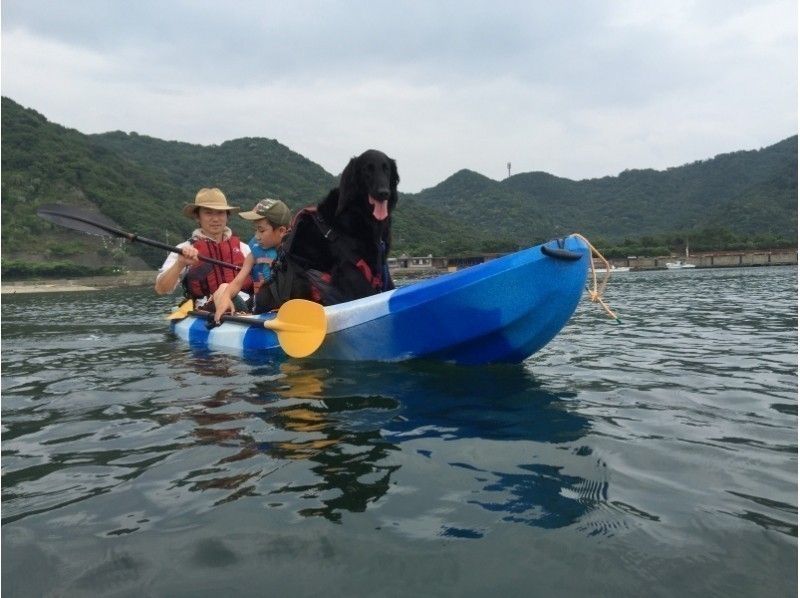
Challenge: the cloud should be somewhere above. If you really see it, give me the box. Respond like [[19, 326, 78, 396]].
[[1, 0, 796, 191]]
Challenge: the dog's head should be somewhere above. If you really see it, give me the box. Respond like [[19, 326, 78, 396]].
[[337, 149, 399, 221]]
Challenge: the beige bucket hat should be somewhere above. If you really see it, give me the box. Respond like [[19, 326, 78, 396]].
[[182, 188, 240, 218]]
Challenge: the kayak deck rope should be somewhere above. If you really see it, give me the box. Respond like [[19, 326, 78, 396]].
[[572, 233, 620, 323]]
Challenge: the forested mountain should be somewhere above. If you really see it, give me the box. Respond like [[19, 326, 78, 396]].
[[1, 97, 500, 274], [415, 137, 797, 244], [90, 129, 507, 257], [91, 131, 336, 209], [1, 96, 796, 277], [2, 98, 189, 270]]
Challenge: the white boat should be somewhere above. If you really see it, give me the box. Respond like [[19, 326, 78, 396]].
[[595, 265, 631, 273], [665, 260, 696, 269], [665, 244, 696, 269]]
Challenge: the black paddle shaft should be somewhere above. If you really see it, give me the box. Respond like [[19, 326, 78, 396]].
[[37, 204, 241, 271], [189, 309, 266, 328]]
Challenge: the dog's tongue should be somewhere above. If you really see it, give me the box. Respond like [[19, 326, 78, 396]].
[[369, 196, 389, 221]]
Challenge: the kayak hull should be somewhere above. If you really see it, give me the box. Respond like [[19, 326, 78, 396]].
[[170, 235, 590, 365]]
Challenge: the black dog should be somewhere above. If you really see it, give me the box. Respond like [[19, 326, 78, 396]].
[[255, 149, 399, 311]]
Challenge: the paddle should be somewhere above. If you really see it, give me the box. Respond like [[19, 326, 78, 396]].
[[185, 299, 327, 358], [36, 203, 241, 271], [167, 299, 195, 321]]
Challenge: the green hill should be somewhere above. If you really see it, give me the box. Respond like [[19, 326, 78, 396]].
[[90, 130, 506, 256], [91, 131, 337, 210], [1, 95, 796, 278], [1, 97, 190, 272], [415, 137, 798, 245], [1, 97, 501, 276]]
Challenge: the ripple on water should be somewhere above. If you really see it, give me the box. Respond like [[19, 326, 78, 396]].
[[0, 269, 796, 596]]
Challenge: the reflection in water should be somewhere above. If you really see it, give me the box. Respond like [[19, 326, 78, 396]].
[[3, 271, 796, 595], [157, 359, 608, 531], [473, 463, 595, 528], [1, 335, 618, 537], [0, 312, 611, 536]]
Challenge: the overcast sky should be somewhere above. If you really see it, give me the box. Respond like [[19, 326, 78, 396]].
[[2, 0, 796, 192]]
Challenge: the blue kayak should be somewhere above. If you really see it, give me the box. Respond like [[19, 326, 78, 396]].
[[170, 235, 590, 364]]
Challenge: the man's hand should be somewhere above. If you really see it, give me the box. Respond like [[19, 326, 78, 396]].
[[178, 245, 200, 267]]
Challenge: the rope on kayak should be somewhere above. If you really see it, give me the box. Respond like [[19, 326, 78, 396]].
[[572, 233, 620, 324]]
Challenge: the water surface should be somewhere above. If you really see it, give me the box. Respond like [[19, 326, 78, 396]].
[[2, 266, 796, 596]]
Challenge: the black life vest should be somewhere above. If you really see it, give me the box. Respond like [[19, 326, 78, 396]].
[[255, 207, 392, 311], [183, 235, 252, 299]]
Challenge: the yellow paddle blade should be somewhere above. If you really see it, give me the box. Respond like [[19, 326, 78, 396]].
[[265, 299, 327, 358], [167, 299, 194, 321]]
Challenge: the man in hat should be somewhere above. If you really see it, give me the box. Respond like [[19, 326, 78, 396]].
[[155, 188, 253, 308]]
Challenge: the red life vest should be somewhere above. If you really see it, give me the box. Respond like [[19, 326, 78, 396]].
[[183, 235, 252, 299]]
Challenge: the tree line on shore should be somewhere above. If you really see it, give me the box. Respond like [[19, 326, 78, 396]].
[[2, 96, 796, 279]]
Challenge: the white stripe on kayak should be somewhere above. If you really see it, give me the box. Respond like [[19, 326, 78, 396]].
[[172, 317, 194, 339], [173, 290, 397, 346], [207, 319, 250, 350], [325, 289, 396, 333], [172, 315, 250, 351]]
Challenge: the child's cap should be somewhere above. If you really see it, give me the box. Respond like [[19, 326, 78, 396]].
[[239, 198, 291, 226]]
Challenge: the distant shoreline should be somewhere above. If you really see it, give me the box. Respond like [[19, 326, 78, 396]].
[[3, 251, 796, 296], [1, 268, 441, 295], [1, 270, 157, 295]]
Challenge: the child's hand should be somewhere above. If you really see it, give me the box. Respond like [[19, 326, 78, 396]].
[[212, 284, 234, 323], [214, 298, 235, 323]]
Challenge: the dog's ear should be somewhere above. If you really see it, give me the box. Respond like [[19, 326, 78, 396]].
[[336, 156, 359, 216], [389, 158, 399, 190], [388, 157, 400, 211]]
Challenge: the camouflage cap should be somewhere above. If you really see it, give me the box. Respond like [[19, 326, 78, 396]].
[[238, 198, 292, 226]]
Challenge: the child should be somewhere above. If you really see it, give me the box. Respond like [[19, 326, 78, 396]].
[[212, 198, 292, 322], [241, 198, 292, 291]]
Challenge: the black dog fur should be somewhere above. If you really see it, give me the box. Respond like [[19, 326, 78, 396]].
[[255, 149, 399, 311]]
